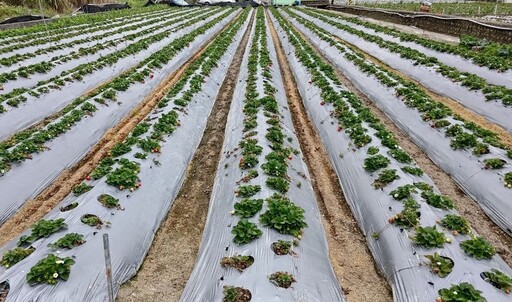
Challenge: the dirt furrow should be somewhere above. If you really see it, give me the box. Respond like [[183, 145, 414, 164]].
[[0, 10, 243, 247], [267, 9, 393, 302], [286, 16, 512, 267], [116, 11, 255, 302]]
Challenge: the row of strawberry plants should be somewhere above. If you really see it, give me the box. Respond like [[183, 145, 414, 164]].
[[285, 8, 512, 188], [0, 8, 177, 59], [0, 9, 239, 226], [0, 8, 197, 89], [310, 8, 512, 72], [0, 4, 166, 42], [0, 8, 250, 300], [295, 8, 512, 107], [0, 7, 220, 112], [0, 8, 183, 69], [181, 8, 343, 301], [0, 9, 231, 180], [282, 8, 512, 236], [271, 7, 512, 302]]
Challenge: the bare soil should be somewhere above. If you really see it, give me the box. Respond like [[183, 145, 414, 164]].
[[267, 10, 393, 302], [293, 19, 512, 267], [0, 13, 241, 247], [116, 11, 254, 302]]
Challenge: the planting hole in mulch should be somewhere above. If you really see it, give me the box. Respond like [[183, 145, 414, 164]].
[[268, 271, 296, 288], [59, 202, 78, 212], [271, 240, 298, 256], [220, 255, 254, 272], [81, 214, 103, 229], [97, 194, 120, 209], [0, 282, 9, 302], [223, 285, 252, 302]]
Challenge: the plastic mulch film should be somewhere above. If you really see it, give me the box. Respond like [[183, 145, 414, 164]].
[[270, 10, 512, 302], [0, 9, 238, 226], [303, 8, 512, 88], [0, 8, 183, 66], [292, 9, 512, 133], [180, 12, 345, 302], [282, 10, 512, 238], [0, 7, 215, 141], [0, 9, 249, 302], [0, 9, 197, 93]]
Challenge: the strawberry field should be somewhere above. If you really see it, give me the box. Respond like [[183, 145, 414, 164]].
[[0, 5, 511, 302]]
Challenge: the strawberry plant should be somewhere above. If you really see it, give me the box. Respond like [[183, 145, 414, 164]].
[[81, 214, 103, 229], [460, 236, 496, 259], [1, 247, 35, 268], [388, 149, 412, 164], [26, 254, 75, 285], [505, 172, 512, 188], [110, 142, 132, 157], [441, 214, 471, 235], [134, 152, 147, 160], [472, 143, 490, 156], [138, 138, 160, 153], [72, 183, 93, 196], [90, 157, 114, 179], [106, 160, 140, 189], [425, 253, 453, 278], [421, 191, 454, 210], [389, 184, 417, 200], [414, 182, 433, 191], [266, 126, 285, 144], [266, 177, 290, 193], [483, 158, 506, 169], [269, 271, 295, 288], [60, 202, 78, 212], [235, 185, 261, 198], [231, 219, 262, 245], [367, 146, 379, 155], [260, 194, 307, 237], [410, 226, 445, 248], [223, 286, 251, 302], [239, 155, 259, 169], [261, 159, 287, 177], [18, 219, 67, 247], [233, 199, 263, 218], [131, 123, 151, 137], [271, 240, 298, 256], [97, 194, 120, 209], [401, 166, 423, 176], [238, 170, 258, 183], [450, 132, 477, 150], [220, 255, 254, 272], [389, 206, 420, 228], [48, 233, 85, 249], [482, 269, 512, 294], [373, 169, 399, 188], [438, 282, 486, 302], [363, 155, 390, 172]]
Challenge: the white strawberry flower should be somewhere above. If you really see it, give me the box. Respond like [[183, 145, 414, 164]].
[[53, 273, 59, 278], [55, 260, 64, 264]]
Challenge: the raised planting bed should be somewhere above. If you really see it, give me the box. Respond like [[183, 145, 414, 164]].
[[180, 8, 344, 301]]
